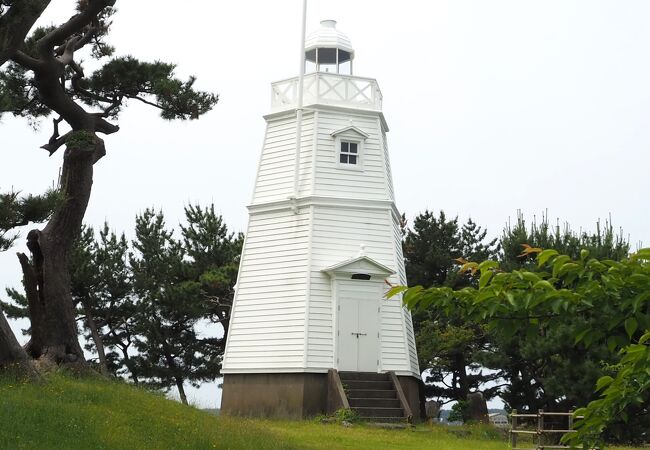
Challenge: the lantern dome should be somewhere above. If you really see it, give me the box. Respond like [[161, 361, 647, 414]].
[[304, 20, 354, 74]]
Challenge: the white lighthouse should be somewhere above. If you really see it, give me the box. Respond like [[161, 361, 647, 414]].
[[221, 20, 421, 420]]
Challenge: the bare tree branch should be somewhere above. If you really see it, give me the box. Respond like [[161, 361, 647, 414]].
[[40, 117, 72, 155], [57, 36, 78, 65]]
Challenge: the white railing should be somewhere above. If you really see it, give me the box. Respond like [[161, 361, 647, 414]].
[[271, 73, 383, 112]]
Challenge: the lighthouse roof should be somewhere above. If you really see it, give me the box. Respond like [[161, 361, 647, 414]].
[[305, 20, 354, 54]]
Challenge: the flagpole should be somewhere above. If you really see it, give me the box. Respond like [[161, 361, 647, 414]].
[[292, 0, 308, 212], [297, 0, 307, 109]]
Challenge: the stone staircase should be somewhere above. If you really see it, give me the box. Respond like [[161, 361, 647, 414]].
[[339, 371, 405, 422]]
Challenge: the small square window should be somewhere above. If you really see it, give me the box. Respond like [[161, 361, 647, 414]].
[[340, 141, 358, 165]]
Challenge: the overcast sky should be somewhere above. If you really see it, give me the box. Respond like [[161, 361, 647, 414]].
[[2, 0, 649, 409]]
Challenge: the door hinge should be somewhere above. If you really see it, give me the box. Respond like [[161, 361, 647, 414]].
[[338, 305, 340, 311]]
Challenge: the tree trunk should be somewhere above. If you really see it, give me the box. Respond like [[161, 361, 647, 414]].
[[0, 0, 51, 66], [454, 353, 469, 398], [0, 309, 39, 379], [466, 392, 489, 424], [82, 301, 109, 375], [17, 135, 105, 366], [453, 353, 473, 422], [112, 330, 139, 384], [161, 338, 187, 405], [176, 377, 188, 405]]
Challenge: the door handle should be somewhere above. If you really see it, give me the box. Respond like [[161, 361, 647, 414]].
[[351, 332, 367, 338]]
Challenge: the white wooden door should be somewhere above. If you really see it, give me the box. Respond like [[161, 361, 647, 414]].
[[337, 280, 380, 372]]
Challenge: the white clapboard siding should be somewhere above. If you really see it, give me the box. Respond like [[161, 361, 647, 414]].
[[313, 111, 389, 201], [390, 209, 420, 374], [305, 205, 418, 375], [381, 129, 395, 202], [252, 112, 314, 204], [223, 70, 419, 378], [223, 208, 310, 371]]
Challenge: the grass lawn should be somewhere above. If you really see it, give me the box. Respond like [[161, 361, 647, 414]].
[[0, 373, 642, 449]]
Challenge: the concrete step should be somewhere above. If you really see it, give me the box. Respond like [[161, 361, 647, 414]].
[[349, 397, 401, 408], [338, 371, 390, 382], [353, 406, 404, 418], [346, 389, 396, 399], [360, 417, 408, 424], [343, 380, 393, 390]]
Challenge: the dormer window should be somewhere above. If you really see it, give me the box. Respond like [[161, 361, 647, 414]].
[[330, 125, 369, 171], [340, 141, 358, 165]]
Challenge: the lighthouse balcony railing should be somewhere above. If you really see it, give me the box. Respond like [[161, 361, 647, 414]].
[[271, 72, 383, 112]]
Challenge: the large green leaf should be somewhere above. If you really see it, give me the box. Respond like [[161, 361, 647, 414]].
[[385, 285, 408, 299], [625, 317, 638, 338], [596, 375, 614, 392], [537, 249, 559, 267], [478, 270, 493, 289]]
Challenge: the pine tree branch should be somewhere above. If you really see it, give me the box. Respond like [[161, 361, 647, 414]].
[[56, 36, 78, 65], [129, 95, 164, 110], [0, 0, 51, 66], [11, 50, 43, 71], [36, 0, 114, 59], [40, 116, 71, 155]]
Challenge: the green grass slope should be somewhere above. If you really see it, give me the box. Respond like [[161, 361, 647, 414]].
[[0, 374, 640, 450]]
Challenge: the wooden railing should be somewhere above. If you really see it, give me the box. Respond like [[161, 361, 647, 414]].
[[510, 409, 597, 450], [388, 371, 413, 423], [326, 369, 349, 414], [271, 73, 383, 112]]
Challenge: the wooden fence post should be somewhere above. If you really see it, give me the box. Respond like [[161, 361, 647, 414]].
[[538, 409, 544, 450], [511, 409, 518, 449]]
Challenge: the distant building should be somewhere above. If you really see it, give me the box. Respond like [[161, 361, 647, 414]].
[[489, 412, 509, 428]]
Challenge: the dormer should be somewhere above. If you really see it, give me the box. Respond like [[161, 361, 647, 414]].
[[330, 125, 369, 170]]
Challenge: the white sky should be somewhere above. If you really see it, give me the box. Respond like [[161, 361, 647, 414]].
[[1, 0, 649, 409]]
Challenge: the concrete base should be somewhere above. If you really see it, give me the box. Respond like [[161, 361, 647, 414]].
[[221, 373, 327, 419], [221, 372, 425, 420], [398, 375, 427, 421]]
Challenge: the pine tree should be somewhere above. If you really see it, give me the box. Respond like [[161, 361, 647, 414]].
[[180, 204, 243, 338], [69, 223, 134, 377], [129, 208, 234, 404], [489, 211, 631, 414], [0, 1, 217, 372], [403, 210, 500, 413], [0, 188, 58, 377], [0, 189, 59, 251]]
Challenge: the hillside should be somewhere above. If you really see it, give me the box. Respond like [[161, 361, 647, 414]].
[[0, 374, 640, 450]]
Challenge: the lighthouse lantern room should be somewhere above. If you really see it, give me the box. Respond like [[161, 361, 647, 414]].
[[221, 20, 422, 419]]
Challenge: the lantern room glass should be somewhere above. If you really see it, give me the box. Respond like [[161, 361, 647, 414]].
[[305, 48, 353, 75]]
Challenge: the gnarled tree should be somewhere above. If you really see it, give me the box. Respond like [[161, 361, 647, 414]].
[[0, 189, 58, 377], [0, 0, 217, 372]]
